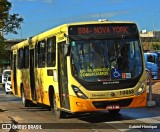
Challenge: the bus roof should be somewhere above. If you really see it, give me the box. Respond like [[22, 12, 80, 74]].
[[63, 20, 135, 26], [11, 20, 136, 50]]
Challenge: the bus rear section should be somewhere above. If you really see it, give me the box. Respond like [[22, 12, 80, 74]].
[[144, 52, 160, 79]]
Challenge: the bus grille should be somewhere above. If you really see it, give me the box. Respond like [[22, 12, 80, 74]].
[[92, 98, 133, 109]]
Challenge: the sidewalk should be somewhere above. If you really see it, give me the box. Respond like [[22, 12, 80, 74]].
[[148, 81, 160, 106]]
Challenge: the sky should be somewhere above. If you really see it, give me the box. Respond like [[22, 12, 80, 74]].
[[5, 0, 160, 39]]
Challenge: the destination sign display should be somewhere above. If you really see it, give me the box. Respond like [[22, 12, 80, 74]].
[[69, 24, 138, 35]]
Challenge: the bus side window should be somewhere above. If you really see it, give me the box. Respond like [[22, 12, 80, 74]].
[[47, 36, 56, 67], [18, 48, 24, 69], [38, 40, 46, 68], [24, 46, 29, 68]]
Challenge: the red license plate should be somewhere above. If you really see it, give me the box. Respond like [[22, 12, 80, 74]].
[[106, 105, 120, 110]]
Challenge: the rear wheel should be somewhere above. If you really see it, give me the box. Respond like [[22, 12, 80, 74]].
[[21, 87, 32, 107]]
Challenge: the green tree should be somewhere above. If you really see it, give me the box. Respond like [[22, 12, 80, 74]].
[[0, 0, 23, 35], [0, 0, 23, 67], [0, 36, 9, 67]]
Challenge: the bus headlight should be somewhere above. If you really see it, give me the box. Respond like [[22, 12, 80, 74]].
[[72, 85, 88, 99], [136, 80, 146, 95]]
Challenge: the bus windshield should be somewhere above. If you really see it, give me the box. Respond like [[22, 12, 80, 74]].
[[71, 38, 142, 82]]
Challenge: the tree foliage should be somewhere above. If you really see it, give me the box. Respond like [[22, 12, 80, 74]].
[[0, 0, 23, 35], [0, 36, 9, 67], [0, 0, 23, 67]]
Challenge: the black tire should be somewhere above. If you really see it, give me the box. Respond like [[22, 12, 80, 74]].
[[50, 93, 66, 119], [108, 109, 120, 114], [6, 92, 8, 94], [21, 87, 31, 107]]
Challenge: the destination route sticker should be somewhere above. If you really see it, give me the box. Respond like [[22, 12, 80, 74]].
[[80, 68, 110, 77]]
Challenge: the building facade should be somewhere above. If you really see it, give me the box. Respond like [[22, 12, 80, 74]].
[[140, 30, 160, 51]]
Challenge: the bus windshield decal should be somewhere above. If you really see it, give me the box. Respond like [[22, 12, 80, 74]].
[[80, 68, 110, 77]]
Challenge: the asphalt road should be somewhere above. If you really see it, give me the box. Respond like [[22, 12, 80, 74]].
[[0, 86, 160, 132]]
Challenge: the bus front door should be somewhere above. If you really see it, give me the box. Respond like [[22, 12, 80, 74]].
[[58, 42, 70, 110]]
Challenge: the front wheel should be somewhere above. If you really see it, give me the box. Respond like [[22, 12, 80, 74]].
[[51, 93, 66, 119]]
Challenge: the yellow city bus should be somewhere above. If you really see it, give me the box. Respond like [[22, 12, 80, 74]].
[[11, 20, 147, 118]]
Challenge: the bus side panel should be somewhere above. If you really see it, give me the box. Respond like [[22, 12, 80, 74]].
[[22, 69, 32, 100], [12, 54, 18, 96], [16, 70, 22, 97], [11, 53, 22, 98], [35, 68, 51, 105]]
